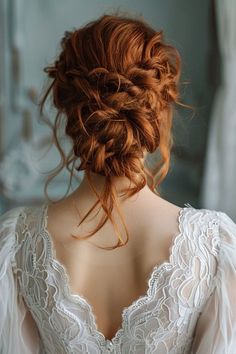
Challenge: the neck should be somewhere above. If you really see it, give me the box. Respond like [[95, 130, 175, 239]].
[[70, 169, 154, 204], [81, 170, 143, 194], [70, 151, 153, 201]]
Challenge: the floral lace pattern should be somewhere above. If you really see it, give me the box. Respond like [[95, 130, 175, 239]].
[[12, 204, 221, 354]]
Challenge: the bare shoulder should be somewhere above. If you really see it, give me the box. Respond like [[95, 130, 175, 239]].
[[142, 194, 183, 226], [46, 196, 79, 241], [154, 195, 183, 214], [146, 196, 182, 235]]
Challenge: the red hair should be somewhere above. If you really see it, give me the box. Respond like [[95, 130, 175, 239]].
[[40, 12, 186, 250]]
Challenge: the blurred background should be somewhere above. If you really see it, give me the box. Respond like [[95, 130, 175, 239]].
[[0, 0, 235, 221]]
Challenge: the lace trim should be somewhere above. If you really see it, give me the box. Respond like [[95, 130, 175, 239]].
[[38, 202, 194, 347]]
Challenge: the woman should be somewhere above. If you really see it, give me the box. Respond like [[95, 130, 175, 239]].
[[0, 12, 236, 354]]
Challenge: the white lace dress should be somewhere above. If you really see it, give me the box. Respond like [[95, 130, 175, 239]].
[[0, 203, 236, 354]]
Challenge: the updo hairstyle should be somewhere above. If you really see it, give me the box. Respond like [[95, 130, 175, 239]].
[[40, 12, 186, 250]]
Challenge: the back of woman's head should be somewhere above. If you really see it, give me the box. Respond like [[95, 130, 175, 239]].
[[40, 12, 184, 250]]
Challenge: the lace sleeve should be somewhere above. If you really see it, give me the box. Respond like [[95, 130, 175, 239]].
[[190, 211, 236, 354], [0, 207, 41, 354]]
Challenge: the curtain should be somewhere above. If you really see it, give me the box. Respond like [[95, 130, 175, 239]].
[[201, 0, 236, 220]]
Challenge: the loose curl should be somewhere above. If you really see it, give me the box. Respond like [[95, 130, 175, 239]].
[[39, 12, 188, 250]]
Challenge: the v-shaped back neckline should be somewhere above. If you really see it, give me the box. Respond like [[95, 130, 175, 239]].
[[38, 202, 193, 347]]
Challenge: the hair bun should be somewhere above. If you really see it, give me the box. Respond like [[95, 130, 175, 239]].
[[42, 13, 181, 180]]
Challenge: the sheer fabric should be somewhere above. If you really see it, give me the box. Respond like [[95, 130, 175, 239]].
[[0, 203, 236, 354]]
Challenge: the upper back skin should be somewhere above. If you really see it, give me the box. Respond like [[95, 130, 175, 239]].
[[46, 186, 182, 340]]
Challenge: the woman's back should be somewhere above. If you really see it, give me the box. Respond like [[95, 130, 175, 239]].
[[45, 188, 182, 342]]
